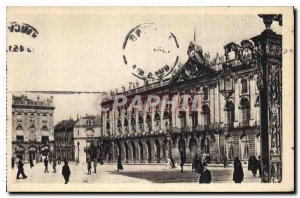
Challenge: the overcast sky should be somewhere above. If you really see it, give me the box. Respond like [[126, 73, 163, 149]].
[[7, 7, 282, 124]]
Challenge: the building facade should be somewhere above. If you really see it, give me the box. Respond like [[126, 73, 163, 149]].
[[100, 40, 263, 164], [73, 115, 103, 163], [12, 95, 55, 161], [53, 119, 77, 161]]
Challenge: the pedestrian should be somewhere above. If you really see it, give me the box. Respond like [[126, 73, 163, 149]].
[[16, 157, 27, 179], [180, 152, 186, 172], [93, 159, 97, 173], [75, 157, 79, 165], [87, 158, 92, 174], [62, 160, 71, 184], [117, 155, 123, 171], [192, 156, 197, 172], [233, 157, 244, 183], [199, 162, 212, 183], [44, 156, 49, 173], [196, 156, 203, 173], [257, 156, 262, 177], [29, 156, 34, 168], [52, 157, 57, 173], [170, 157, 176, 169], [223, 155, 228, 168], [12, 157, 15, 169], [248, 156, 258, 177]]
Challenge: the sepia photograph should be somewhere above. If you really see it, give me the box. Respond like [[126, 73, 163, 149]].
[[6, 6, 294, 192]]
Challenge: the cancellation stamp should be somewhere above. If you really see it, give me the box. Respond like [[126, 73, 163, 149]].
[[122, 23, 179, 80]]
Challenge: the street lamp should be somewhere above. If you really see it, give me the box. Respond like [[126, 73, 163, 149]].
[[218, 62, 235, 100]]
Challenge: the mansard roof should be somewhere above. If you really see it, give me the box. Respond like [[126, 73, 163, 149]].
[[54, 119, 77, 132]]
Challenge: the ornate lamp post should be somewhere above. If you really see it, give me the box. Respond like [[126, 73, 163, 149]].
[[219, 14, 282, 183]]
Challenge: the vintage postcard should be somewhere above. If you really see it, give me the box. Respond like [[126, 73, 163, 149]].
[[6, 7, 294, 192]]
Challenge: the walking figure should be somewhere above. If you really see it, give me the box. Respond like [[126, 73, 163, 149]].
[[223, 155, 229, 168], [12, 157, 15, 169], [62, 160, 71, 184], [233, 157, 244, 183], [44, 156, 49, 173], [75, 157, 79, 165], [248, 156, 258, 177], [257, 156, 262, 178], [199, 162, 212, 183], [180, 152, 186, 172], [117, 155, 123, 171], [192, 156, 197, 172], [87, 159, 92, 174], [93, 159, 97, 173], [52, 157, 57, 173], [16, 158, 27, 179], [170, 157, 176, 169], [29, 156, 34, 168], [196, 156, 203, 173]]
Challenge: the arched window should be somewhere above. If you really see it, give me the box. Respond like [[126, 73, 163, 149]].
[[225, 136, 234, 160], [241, 79, 248, 94], [240, 134, 250, 160], [29, 125, 36, 142], [138, 114, 143, 130], [42, 114, 48, 123], [41, 125, 48, 131], [117, 119, 122, 133], [16, 125, 23, 131], [202, 104, 210, 128], [16, 113, 22, 122], [30, 113, 35, 122], [225, 101, 235, 128], [178, 111, 186, 129], [240, 98, 250, 127], [123, 118, 129, 132], [203, 87, 209, 101], [87, 119, 93, 126], [146, 114, 152, 132], [154, 112, 161, 131], [106, 121, 110, 134], [201, 136, 210, 155]]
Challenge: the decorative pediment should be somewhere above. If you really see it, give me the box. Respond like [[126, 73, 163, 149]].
[[169, 57, 216, 85]]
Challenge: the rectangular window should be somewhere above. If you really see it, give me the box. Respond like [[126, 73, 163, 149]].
[[41, 136, 49, 144], [16, 135, 24, 142]]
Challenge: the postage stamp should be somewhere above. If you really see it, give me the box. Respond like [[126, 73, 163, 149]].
[[6, 7, 294, 192]]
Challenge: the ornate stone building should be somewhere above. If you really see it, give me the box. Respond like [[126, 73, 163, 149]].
[[12, 95, 55, 161], [53, 119, 77, 161], [100, 39, 263, 164], [73, 115, 103, 163]]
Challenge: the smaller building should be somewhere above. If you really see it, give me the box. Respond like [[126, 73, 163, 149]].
[[53, 119, 77, 162], [73, 115, 103, 163], [12, 95, 55, 162]]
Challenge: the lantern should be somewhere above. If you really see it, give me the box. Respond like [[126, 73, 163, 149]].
[[218, 62, 235, 99]]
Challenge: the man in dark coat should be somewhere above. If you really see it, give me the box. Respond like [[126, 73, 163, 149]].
[[12, 157, 15, 169], [87, 159, 92, 174], [248, 156, 258, 176], [29, 156, 34, 168], [44, 156, 49, 173], [233, 157, 244, 183], [62, 160, 71, 184], [16, 158, 27, 179], [199, 162, 212, 183], [117, 155, 123, 171], [197, 156, 203, 173], [192, 156, 197, 172], [93, 159, 97, 173], [180, 152, 186, 172], [257, 156, 262, 177], [170, 157, 176, 169], [52, 157, 57, 173]]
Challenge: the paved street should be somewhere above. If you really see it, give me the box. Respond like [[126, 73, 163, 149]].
[[12, 162, 261, 184]]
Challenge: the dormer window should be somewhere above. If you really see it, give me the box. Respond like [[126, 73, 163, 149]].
[[87, 119, 93, 126]]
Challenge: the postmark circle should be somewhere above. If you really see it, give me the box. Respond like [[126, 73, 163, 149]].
[[123, 23, 179, 80]]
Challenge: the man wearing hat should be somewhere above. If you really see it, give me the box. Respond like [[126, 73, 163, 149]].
[[199, 162, 212, 183]]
